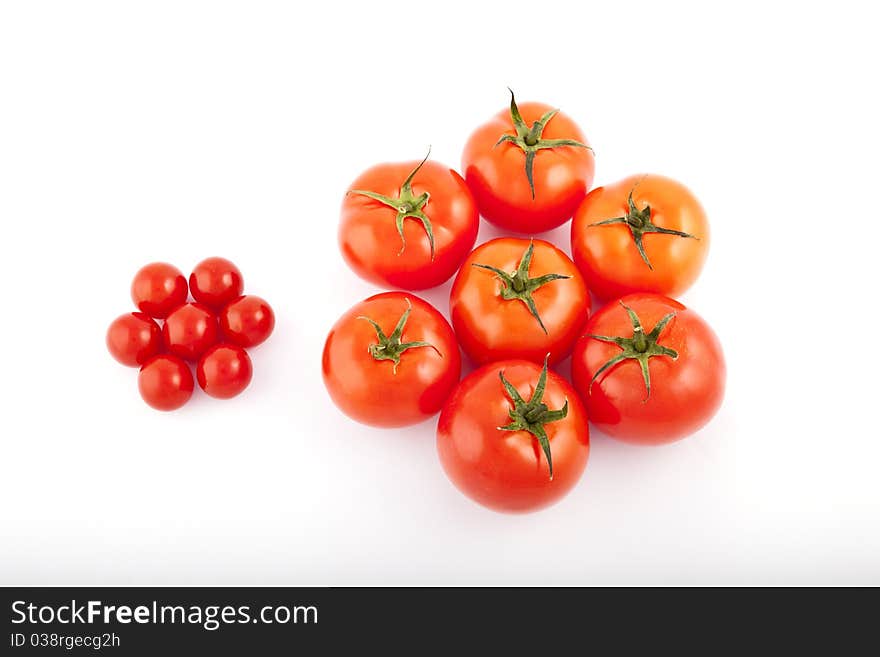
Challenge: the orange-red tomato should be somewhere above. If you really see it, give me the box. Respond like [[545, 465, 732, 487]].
[[437, 358, 590, 513], [138, 354, 194, 411], [462, 91, 594, 233], [106, 312, 162, 367], [571, 174, 709, 300], [450, 238, 589, 365], [130, 262, 188, 319], [322, 292, 461, 428], [571, 294, 725, 445], [340, 153, 479, 290]]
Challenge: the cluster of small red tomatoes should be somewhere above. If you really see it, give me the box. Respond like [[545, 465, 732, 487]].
[[324, 90, 726, 513], [106, 258, 275, 411]]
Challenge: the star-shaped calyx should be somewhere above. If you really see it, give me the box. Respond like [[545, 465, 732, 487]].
[[587, 301, 679, 401], [349, 149, 435, 259], [498, 355, 568, 480], [588, 186, 698, 270], [494, 88, 593, 199], [472, 241, 569, 334], [358, 299, 439, 373]]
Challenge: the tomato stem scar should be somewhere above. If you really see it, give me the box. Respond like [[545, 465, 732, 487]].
[[587, 183, 698, 270], [586, 301, 679, 401], [471, 240, 569, 334], [349, 148, 436, 259], [357, 298, 440, 374], [493, 88, 592, 199], [498, 355, 568, 480]]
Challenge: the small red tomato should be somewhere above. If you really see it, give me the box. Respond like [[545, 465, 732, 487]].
[[322, 292, 461, 427], [138, 354, 194, 411], [130, 262, 188, 319], [462, 89, 594, 233], [450, 238, 589, 365], [437, 357, 590, 513], [162, 302, 219, 361], [197, 344, 253, 399], [340, 151, 479, 290], [189, 257, 244, 309], [220, 295, 275, 348], [571, 293, 725, 445], [106, 312, 162, 367]]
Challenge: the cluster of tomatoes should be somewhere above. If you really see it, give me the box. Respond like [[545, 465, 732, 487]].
[[106, 258, 275, 411], [323, 90, 726, 513]]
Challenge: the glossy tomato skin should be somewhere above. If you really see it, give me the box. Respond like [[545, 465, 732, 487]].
[[162, 302, 219, 361], [106, 312, 162, 367], [450, 238, 589, 365], [571, 294, 725, 445], [571, 174, 709, 300], [189, 257, 244, 309], [220, 295, 275, 348], [437, 360, 589, 513], [138, 354, 194, 411], [322, 292, 461, 428], [462, 101, 594, 233], [340, 159, 479, 289], [197, 344, 253, 399], [130, 262, 188, 319]]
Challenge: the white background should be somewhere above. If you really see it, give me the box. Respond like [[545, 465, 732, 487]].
[[1, 1, 878, 585]]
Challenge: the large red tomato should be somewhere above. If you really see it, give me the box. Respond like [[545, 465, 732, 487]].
[[571, 174, 709, 300], [322, 292, 461, 428], [437, 357, 590, 513], [340, 151, 479, 289], [462, 90, 594, 233], [449, 238, 589, 365], [571, 294, 725, 445]]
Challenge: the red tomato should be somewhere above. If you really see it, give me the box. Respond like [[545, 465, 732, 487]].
[[450, 238, 589, 365], [106, 312, 161, 367], [571, 174, 709, 300], [138, 354, 194, 411], [197, 344, 253, 399], [340, 151, 479, 289], [571, 293, 725, 445], [162, 302, 219, 361], [462, 90, 594, 233], [219, 295, 275, 348], [130, 262, 188, 319], [189, 257, 244, 309], [437, 357, 589, 513], [322, 292, 461, 428]]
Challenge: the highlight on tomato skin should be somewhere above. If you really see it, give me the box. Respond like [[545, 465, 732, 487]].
[[322, 291, 461, 428], [571, 174, 710, 300], [570, 293, 725, 445], [462, 90, 595, 233], [436, 358, 590, 513], [339, 153, 479, 290]]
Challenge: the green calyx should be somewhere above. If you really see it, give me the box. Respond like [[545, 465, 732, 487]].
[[472, 240, 569, 334], [587, 301, 679, 401], [498, 355, 568, 480], [358, 299, 439, 373], [349, 148, 435, 259], [494, 88, 593, 199], [588, 187, 698, 270]]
